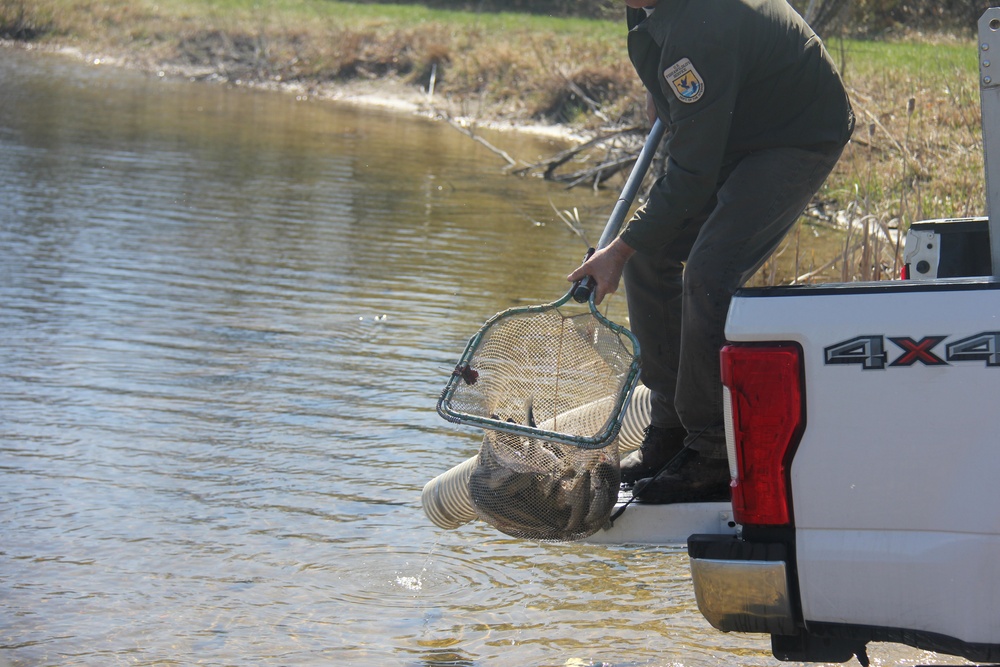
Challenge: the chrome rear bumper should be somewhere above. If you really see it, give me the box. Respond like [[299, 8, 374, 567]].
[[687, 534, 797, 636]]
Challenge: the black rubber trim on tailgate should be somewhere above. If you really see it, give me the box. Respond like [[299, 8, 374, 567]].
[[687, 534, 787, 562]]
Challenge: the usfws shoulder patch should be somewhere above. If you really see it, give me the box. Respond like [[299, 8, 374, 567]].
[[664, 58, 704, 104]]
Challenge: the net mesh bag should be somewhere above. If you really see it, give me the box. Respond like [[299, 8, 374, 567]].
[[468, 421, 622, 541], [437, 294, 639, 540]]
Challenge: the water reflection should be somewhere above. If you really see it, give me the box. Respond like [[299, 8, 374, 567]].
[[0, 47, 955, 667]]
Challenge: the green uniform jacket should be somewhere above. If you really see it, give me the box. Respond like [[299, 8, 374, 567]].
[[621, 0, 855, 252]]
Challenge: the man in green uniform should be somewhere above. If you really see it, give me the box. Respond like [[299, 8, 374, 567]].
[[568, 0, 854, 503]]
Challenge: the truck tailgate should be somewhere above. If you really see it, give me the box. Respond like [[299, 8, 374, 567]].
[[727, 280, 1000, 644]]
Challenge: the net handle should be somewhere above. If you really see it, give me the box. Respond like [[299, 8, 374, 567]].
[[571, 118, 666, 304]]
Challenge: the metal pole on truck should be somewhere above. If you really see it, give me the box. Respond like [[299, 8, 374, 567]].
[[979, 8, 1000, 276]]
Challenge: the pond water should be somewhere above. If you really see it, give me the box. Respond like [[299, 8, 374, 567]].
[[0, 47, 955, 667]]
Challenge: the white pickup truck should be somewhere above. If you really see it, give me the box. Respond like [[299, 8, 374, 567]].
[[683, 10, 1000, 664]]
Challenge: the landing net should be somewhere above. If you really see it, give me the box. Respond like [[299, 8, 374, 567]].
[[437, 291, 640, 540]]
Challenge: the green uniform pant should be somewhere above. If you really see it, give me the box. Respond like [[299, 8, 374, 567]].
[[623, 144, 844, 457]]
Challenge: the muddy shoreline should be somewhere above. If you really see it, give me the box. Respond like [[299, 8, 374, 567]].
[[2, 38, 588, 143]]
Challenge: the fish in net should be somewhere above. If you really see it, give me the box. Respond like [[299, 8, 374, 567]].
[[468, 429, 621, 541]]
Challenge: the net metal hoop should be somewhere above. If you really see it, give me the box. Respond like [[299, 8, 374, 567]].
[[436, 289, 641, 450]]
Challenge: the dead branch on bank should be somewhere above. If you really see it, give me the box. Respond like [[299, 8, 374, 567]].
[[437, 112, 521, 169], [511, 125, 649, 188], [440, 113, 663, 194]]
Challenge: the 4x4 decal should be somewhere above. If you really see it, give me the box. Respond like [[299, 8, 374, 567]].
[[825, 332, 1000, 369]]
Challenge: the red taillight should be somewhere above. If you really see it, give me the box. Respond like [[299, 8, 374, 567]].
[[720, 343, 804, 526]]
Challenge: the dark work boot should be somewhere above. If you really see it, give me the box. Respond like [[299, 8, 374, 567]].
[[619, 425, 687, 485], [631, 448, 731, 504]]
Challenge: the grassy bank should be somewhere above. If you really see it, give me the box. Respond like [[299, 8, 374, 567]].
[[2, 0, 987, 281]]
